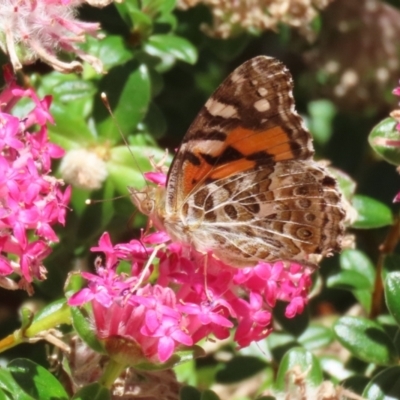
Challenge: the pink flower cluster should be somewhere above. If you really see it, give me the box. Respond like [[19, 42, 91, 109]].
[[0, 0, 103, 73], [69, 231, 313, 364], [0, 67, 70, 293]]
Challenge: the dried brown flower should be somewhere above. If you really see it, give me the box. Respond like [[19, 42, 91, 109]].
[[177, 0, 334, 39]]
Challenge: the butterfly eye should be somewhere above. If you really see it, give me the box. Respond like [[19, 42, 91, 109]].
[[141, 198, 155, 215]]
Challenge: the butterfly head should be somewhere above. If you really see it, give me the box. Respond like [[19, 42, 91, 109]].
[[128, 185, 166, 226]]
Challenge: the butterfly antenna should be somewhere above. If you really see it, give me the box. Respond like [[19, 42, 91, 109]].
[[85, 195, 127, 205], [101, 92, 149, 188]]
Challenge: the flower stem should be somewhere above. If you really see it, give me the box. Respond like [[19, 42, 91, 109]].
[[0, 301, 71, 353], [99, 358, 126, 389]]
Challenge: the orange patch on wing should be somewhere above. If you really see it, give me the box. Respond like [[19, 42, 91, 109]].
[[210, 158, 255, 180], [182, 157, 213, 195], [227, 126, 294, 161]]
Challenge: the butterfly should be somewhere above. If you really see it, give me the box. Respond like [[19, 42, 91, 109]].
[[130, 56, 345, 267]]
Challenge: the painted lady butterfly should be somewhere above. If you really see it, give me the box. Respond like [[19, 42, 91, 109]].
[[131, 56, 345, 267]]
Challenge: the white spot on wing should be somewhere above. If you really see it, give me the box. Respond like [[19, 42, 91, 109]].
[[205, 98, 238, 118], [257, 87, 268, 96], [254, 98, 270, 112]]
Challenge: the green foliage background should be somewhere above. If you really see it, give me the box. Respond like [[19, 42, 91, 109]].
[[2, 0, 400, 399]]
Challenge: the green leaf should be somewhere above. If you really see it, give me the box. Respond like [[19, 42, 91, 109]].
[[352, 195, 393, 229], [333, 316, 398, 365], [369, 117, 400, 166], [83, 35, 133, 71], [107, 144, 169, 195], [328, 167, 357, 200], [336, 249, 375, 312], [19, 307, 34, 331], [180, 386, 202, 400], [363, 366, 400, 399], [342, 375, 369, 396], [33, 298, 68, 323], [275, 347, 323, 391], [215, 356, 267, 383], [320, 356, 353, 381], [70, 307, 105, 354], [115, 1, 152, 34], [139, 102, 167, 139], [327, 270, 373, 291], [8, 359, 68, 400], [145, 34, 197, 65], [142, 0, 176, 17], [200, 390, 220, 400], [340, 250, 375, 285], [96, 61, 151, 140], [72, 383, 111, 400], [35, 72, 97, 105], [298, 324, 334, 350], [266, 332, 298, 361], [385, 272, 400, 326], [308, 99, 336, 145], [0, 369, 34, 400]]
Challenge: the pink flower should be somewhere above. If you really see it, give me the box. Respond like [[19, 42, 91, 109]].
[[69, 230, 313, 364], [0, 0, 103, 73], [0, 69, 70, 293]]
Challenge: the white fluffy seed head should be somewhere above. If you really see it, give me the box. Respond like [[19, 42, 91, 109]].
[[59, 148, 108, 191]]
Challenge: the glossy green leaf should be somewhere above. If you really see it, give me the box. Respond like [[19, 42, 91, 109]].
[[83, 35, 133, 71], [107, 144, 169, 195], [340, 249, 375, 284], [363, 366, 400, 399], [327, 270, 373, 291], [298, 324, 334, 350], [275, 347, 323, 391], [200, 390, 220, 400], [72, 383, 111, 400], [142, 0, 176, 17], [333, 316, 397, 365], [266, 332, 297, 361], [115, 1, 152, 33], [96, 61, 151, 140], [0, 369, 33, 400], [70, 306, 105, 354], [33, 298, 68, 322], [341, 376, 369, 396], [329, 167, 357, 200], [19, 307, 34, 331], [320, 356, 353, 381], [216, 356, 267, 383], [139, 102, 167, 139], [337, 249, 376, 311], [369, 117, 400, 166], [352, 195, 393, 229], [180, 386, 202, 400], [385, 272, 400, 326], [8, 359, 68, 400], [145, 34, 197, 65], [35, 72, 96, 104]]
